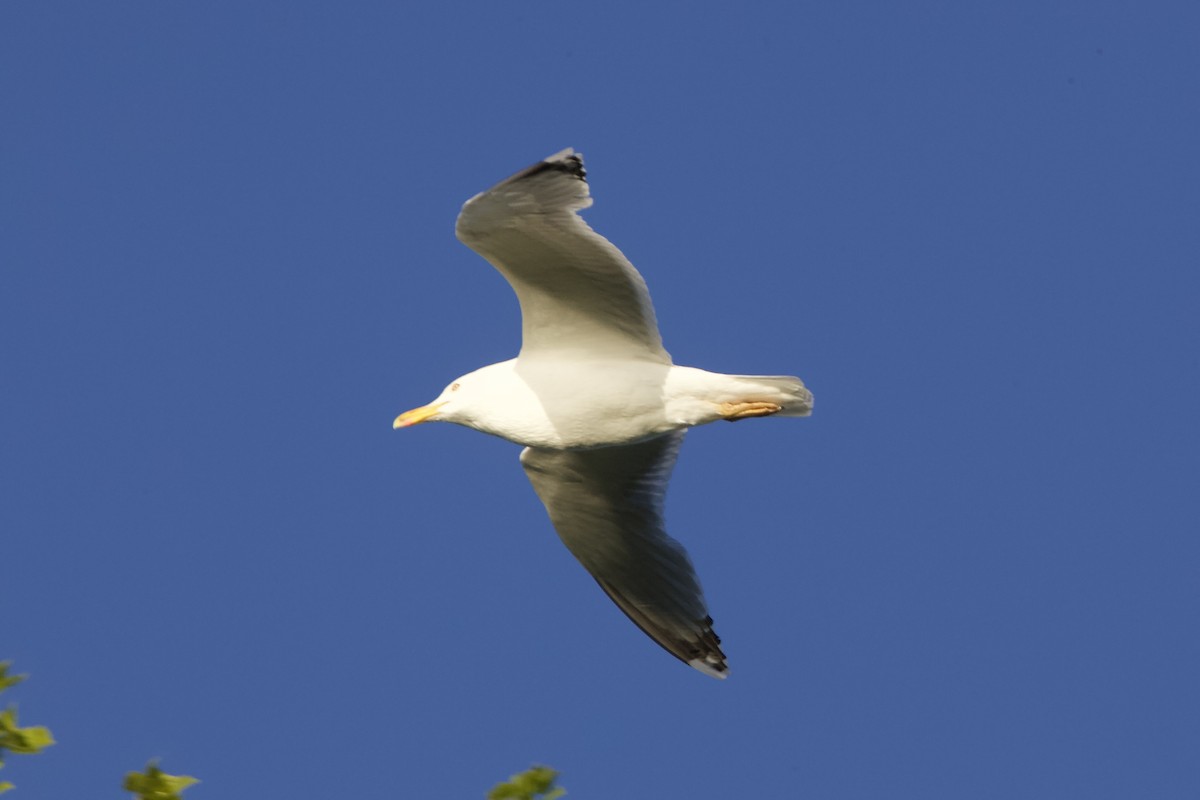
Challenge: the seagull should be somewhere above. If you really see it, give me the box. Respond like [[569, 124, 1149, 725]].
[[394, 149, 813, 678]]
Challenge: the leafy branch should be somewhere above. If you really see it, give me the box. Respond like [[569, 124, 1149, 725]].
[[0, 662, 55, 794], [2, 660, 555, 799], [124, 761, 200, 800], [487, 765, 566, 800]]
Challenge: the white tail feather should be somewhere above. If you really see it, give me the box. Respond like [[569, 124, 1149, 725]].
[[730, 374, 814, 417]]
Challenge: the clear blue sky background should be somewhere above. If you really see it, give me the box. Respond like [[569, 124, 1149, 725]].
[[3, 2, 1198, 798]]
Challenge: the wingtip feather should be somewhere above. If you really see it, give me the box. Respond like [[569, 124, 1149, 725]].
[[689, 657, 730, 680], [531, 148, 586, 182]]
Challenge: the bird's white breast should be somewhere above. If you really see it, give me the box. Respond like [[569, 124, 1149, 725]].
[[459, 358, 682, 449]]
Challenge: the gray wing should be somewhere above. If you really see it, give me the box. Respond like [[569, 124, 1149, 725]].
[[455, 149, 672, 365], [519, 431, 727, 678]]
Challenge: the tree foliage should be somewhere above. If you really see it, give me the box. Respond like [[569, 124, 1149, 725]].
[[2, 659, 556, 798], [0, 662, 55, 794], [487, 765, 566, 800], [123, 761, 200, 800]]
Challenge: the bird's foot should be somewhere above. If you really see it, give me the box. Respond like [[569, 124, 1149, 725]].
[[719, 401, 783, 421]]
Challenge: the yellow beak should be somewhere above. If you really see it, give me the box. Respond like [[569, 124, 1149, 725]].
[[392, 401, 446, 429]]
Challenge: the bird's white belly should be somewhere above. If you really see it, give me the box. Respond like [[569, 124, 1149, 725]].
[[469, 359, 681, 449]]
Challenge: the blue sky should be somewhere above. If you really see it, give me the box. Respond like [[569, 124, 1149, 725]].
[[3, 2, 1198, 797]]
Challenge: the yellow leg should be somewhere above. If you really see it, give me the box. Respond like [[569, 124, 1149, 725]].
[[719, 401, 783, 421]]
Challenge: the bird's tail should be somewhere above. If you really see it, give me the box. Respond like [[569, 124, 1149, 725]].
[[730, 374, 814, 417]]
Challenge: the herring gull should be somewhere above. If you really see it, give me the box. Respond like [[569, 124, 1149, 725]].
[[394, 149, 813, 678]]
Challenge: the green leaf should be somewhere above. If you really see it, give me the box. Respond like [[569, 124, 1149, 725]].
[[0, 662, 54, 793], [123, 761, 199, 800], [487, 766, 565, 800], [0, 665, 24, 695], [0, 707, 55, 755]]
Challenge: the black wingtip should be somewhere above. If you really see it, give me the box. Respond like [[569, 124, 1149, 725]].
[[594, 580, 729, 679], [687, 616, 730, 679], [542, 148, 586, 182], [500, 148, 586, 187]]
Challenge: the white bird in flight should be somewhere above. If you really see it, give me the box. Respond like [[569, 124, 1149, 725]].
[[394, 149, 813, 678]]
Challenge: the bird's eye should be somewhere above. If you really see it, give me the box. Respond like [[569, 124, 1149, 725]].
[[450, 382, 461, 392]]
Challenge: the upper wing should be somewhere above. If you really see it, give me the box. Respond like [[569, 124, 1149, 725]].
[[519, 431, 727, 678], [455, 149, 671, 364]]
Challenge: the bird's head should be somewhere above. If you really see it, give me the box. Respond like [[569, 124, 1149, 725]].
[[392, 374, 471, 429]]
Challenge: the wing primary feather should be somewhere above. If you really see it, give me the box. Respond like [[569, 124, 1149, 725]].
[[492, 148, 585, 188], [594, 579, 728, 678], [520, 433, 728, 678], [455, 149, 671, 363]]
